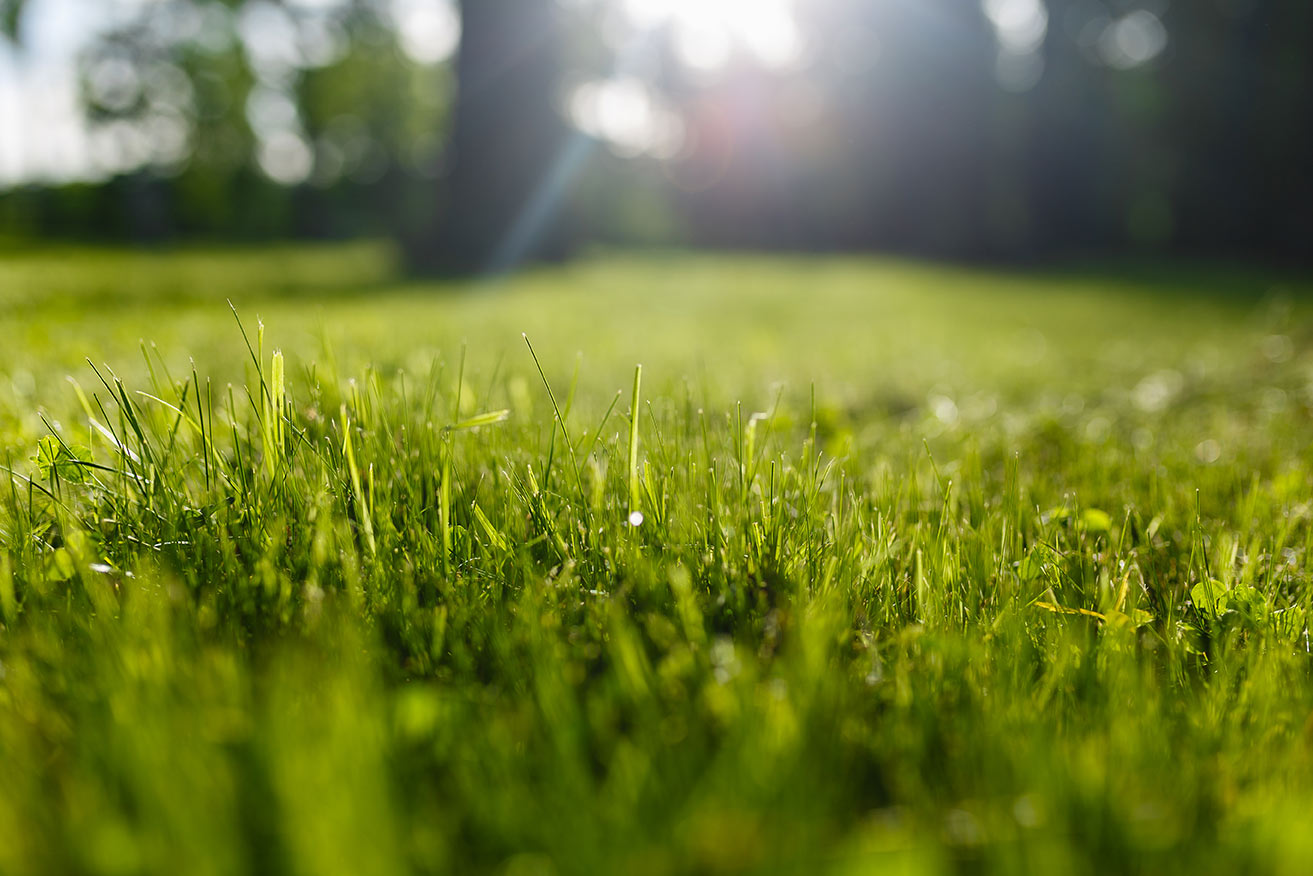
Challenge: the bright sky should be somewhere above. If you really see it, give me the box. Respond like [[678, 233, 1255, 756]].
[[0, 0, 115, 184]]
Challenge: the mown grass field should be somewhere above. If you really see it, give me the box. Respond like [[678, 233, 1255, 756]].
[[2, 245, 1313, 875]]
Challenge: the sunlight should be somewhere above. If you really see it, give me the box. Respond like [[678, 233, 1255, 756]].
[[621, 0, 804, 70], [568, 77, 684, 158]]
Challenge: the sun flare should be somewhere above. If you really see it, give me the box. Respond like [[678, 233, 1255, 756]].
[[621, 0, 804, 69]]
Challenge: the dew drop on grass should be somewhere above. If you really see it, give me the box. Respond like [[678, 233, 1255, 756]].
[[628, 511, 644, 527]]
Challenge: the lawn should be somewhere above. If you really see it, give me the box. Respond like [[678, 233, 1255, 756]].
[[2, 245, 1313, 875]]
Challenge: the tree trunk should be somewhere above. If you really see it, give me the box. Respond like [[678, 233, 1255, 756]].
[[409, 0, 572, 274]]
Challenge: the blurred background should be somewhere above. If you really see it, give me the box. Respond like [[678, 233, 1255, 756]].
[[0, 0, 1309, 271]]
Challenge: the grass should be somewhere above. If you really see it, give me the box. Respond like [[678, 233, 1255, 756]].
[[2, 245, 1313, 875]]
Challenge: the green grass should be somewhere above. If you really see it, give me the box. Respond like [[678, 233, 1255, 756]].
[[3, 246, 1313, 875]]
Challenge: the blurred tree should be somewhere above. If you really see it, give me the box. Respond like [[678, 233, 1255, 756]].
[[1163, 2, 1313, 260], [409, 0, 573, 273], [849, 0, 997, 258], [0, 0, 452, 243], [2, 0, 1310, 267], [1024, 0, 1119, 256]]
